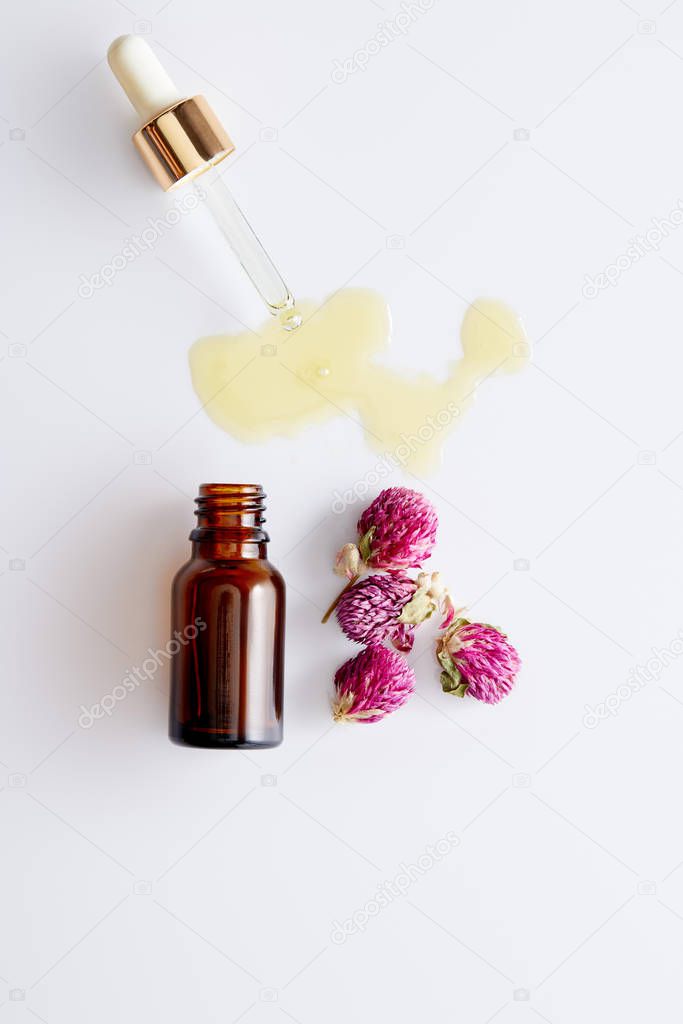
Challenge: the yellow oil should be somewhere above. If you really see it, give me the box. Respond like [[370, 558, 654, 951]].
[[189, 288, 529, 474]]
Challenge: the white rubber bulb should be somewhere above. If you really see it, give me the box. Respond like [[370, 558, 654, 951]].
[[107, 35, 183, 124]]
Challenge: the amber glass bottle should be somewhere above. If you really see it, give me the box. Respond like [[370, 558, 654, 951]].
[[169, 484, 285, 748]]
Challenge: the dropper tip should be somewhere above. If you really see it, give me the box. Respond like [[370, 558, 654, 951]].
[[280, 310, 303, 332]]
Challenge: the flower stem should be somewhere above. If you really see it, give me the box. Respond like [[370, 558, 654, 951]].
[[321, 575, 359, 623]]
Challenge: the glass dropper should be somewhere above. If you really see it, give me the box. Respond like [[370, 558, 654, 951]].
[[107, 34, 301, 330], [198, 169, 301, 330]]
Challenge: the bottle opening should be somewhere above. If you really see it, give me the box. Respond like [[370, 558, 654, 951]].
[[193, 483, 267, 537], [198, 483, 264, 496]]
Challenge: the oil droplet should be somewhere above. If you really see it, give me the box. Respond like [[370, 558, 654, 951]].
[[189, 288, 529, 474], [279, 308, 303, 332]]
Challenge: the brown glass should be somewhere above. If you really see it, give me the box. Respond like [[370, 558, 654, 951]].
[[169, 484, 285, 749]]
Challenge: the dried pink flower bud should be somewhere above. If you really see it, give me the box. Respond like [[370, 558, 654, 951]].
[[332, 645, 415, 723], [436, 618, 521, 704], [336, 570, 451, 652], [357, 487, 438, 570], [333, 543, 362, 580], [336, 572, 418, 649]]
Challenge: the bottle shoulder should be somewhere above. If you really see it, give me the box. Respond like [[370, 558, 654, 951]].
[[172, 556, 284, 589]]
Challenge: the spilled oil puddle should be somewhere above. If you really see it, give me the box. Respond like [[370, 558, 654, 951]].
[[189, 288, 530, 473]]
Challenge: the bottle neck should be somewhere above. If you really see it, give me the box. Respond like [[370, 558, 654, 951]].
[[190, 484, 269, 560]]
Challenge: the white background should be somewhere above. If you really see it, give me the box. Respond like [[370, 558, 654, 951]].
[[2, 0, 683, 1020]]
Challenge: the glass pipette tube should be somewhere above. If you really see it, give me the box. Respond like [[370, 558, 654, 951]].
[[198, 168, 302, 330]]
